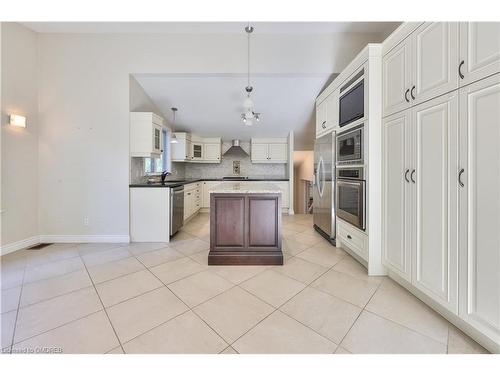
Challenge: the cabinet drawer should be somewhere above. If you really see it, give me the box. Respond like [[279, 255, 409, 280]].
[[337, 220, 367, 260]]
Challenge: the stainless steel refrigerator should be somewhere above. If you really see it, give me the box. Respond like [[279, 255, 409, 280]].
[[313, 131, 336, 244]]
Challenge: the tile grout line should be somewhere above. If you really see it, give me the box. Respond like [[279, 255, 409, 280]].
[[127, 253, 232, 351], [5, 257, 28, 354], [231, 253, 345, 349], [10, 308, 105, 348], [79, 253, 126, 354], [336, 275, 383, 351]]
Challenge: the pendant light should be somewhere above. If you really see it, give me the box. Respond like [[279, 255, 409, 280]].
[[170, 107, 179, 144], [241, 23, 260, 126]]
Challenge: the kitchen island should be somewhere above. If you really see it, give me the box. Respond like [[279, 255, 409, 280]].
[[208, 182, 283, 266]]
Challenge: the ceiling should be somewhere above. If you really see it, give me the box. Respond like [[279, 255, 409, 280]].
[[135, 73, 334, 150], [21, 22, 400, 151], [22, 22, 400, 36]]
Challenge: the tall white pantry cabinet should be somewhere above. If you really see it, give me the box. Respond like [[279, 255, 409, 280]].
[[382, 22, 500, 353]]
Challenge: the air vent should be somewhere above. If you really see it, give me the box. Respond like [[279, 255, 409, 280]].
[[27, 243, 53, 250]]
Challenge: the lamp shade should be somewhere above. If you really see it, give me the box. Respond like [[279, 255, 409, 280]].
[[9, 114, 26, 128]]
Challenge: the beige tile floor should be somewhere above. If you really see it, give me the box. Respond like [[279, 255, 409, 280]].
[[0, 213, 490, 354]]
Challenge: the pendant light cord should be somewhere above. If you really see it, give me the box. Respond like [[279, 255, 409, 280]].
[[247, 22, 250, 89]]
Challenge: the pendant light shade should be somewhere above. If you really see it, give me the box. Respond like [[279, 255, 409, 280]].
[[240, 23, 260, 125]]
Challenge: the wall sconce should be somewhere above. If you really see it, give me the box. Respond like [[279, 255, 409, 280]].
[[9, 114, 27, 128]]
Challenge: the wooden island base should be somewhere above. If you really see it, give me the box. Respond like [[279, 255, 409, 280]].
[[208, 185, 283, 266]]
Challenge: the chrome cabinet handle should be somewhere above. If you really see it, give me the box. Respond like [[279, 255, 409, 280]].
[[405, 89, 410, 103], [322, 121, 326, 129], [404, 169, 410, 183], [458, 168, 465, 187], [411, 86, 416, 100], [411, 169, 416, 183], [459, 61, 465, 79]]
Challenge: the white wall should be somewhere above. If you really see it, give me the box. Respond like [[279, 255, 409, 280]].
[[1, 23, 39, 250], [35, 31, 383, 239]]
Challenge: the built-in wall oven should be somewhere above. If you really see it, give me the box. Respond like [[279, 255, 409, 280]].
[[337, 126, 364, 165], [336, 167, 365, 231]]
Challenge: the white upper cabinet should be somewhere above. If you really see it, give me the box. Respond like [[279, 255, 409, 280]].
[[171, 134, 221, 163], [171, 132, 192, 162], [251, 138, 288, 163], [383, 37, 412, 117], [458, 73, 500, 344], [382, 110, 412, 282], [268, 143, 288, 162], [316, 90, 339, 138], [459, 22, 500, 87], [315, 98, 328, 137], [130, 112, 165, 158], [412, 22, 459, 105], [203, 142, 221, 161], [412, 92, 459, 313], [250, 143, 269, 162]]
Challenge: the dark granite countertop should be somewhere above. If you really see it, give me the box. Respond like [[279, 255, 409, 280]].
[[129, 176, 289, 188]]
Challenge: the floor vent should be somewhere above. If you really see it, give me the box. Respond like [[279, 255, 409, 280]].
[[26, 243, 53, 250]]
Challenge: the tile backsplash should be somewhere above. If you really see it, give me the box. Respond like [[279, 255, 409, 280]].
[[130, 157, 186, 184], [184, 153, 287, 179], [130, 153, 287, 183]]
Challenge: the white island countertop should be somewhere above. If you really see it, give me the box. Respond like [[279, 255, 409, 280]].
[[209, 182, 282, 194]]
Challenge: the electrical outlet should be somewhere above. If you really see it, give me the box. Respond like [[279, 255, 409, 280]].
[[83, 217, 89, 226]]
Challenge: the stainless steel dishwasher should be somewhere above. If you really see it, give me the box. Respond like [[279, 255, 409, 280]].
[[170, 185, 184, 236]]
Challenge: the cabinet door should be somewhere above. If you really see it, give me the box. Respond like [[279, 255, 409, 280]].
[[192, 143, 203, 160], [412, 92, 459, 313], [268, 144, 287, 162], [171, 138, 188, 161], [204, 143, 221, 161], [459, 74, 500, 342], [412, 22, 459, 105], [326, 91, 339, 131], [383, 38, 412, 117], [459, 22, 500, 87], [316, 99, 328, 137], [202, 182, 219, 208], [187, 140, 193, 160], [382, 110, 412, 281], [152, 124, 162, 154], [251, 143, 269, 162], [183, 191, 190, 220], [202, 182, 211, 208]]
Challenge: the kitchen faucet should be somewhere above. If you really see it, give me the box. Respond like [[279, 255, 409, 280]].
[[161, 171, 172, 184]]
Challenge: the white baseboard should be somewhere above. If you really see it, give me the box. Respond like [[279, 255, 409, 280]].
[[39, 235, 130, 244], [388, 270, 499, 354], [0, 236, 40, 256], [0, 234, 131, 257]]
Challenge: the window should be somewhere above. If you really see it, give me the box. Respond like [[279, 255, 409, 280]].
[[144, 129, 171, 174]]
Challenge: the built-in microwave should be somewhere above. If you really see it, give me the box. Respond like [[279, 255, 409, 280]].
[[336, 126, 364, 165], [339, 70, 364, 128]]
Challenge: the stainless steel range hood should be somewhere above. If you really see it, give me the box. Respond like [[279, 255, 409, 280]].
[[222, 139, 249, 156]]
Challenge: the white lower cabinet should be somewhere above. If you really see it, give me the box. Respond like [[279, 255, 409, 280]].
[[383, 74, 500, 351], [382, 110, 412, 281], [383, 92, 459, 313], [202, 181, 221, 208], [130, 188, 170, 242], [184, 182, 201, 220], [412, 92, 459, 313], [337, 219, 368, 262], [458, 74, 500, 346]]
